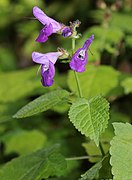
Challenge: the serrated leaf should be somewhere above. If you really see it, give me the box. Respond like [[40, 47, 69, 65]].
[[110, 123, 132, 180], [0, 130, 47, 155], [80, 159, 102, 180], [0, 144, 67, 180], [13, 89, 70, 118], [80, 154, 112, 180], [98, 154, 112, 179], [68, 96, 110, 146], [68, 65, 119, 98], [121, 77, 132, 94]]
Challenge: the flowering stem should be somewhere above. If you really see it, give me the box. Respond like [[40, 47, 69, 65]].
[[71, 39, 105, 158], [72, 38, 83, 98]]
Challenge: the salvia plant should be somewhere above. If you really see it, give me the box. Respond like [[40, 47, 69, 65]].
[[0, 2, 132, 180]]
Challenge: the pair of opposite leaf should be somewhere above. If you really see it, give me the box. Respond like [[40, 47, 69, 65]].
[[32, 6, 94, 87]]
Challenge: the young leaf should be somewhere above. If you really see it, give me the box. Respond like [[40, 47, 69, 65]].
[[110, 123, 132, 180], [68, 65, 119, 98], [13, 89, 70, 118], [0, 144, 67, 180], [68, 96, 110, 146]]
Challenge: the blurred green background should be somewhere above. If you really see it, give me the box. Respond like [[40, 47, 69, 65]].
[[0, 0, 132, 179], [0, 0, 132, 71]]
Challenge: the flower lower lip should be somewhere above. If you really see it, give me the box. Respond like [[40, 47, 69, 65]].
[[43, 64, 49, 71]]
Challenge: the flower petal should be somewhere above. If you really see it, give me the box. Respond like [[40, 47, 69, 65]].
[[41, 62, 55, 87], [83, 34, 94, 50], [62, 27, 72, 38], [33, 6, 61, 32], [32, 51, 62, 65], [70, 48, 88, 72], [36, 24, 53, 42], [33, 6, 49, 25], [32, 52, 49, 66], [70, 35, 94, 72], [45, 52, 63, 64]]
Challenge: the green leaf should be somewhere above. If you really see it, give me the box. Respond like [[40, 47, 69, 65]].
[[110, 123, 132, 180], [0, 67, 44, 103], [13, 89, 70, 118], [68, 96, 110, 145], [126, 35, 132, 48], [0, 47, 17, 71], [0, 144, 67, 180], [98, 154, 112, 179], [111, 12, 132, 33], [121, 77, 132, 94], [75, 25, 124, 62], [0, 100, 27, 123], [68, 65, 119, 98], [101, 110, 131, 141], [90, 10, 132, 33], [1, 130, 47, 155], [88, 26, 124, 45], [80, 155, 112, 180], [80, 159, 102, 180]]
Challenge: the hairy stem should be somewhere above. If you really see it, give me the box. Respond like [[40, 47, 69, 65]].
[[66, 155, 101, 161]]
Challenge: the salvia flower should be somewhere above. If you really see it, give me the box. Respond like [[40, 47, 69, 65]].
[[32, 51, 63, 86], [70, 34, 94, 72], [33, 6, 73, 42], [62, 27, 72, 38]]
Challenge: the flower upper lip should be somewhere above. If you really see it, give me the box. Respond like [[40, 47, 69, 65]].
[[33, 6, 62, 32], [32, 51, 63, 65]]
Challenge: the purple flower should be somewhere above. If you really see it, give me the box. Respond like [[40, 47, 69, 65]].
[[33, 6, 72, 42], [70, 34, 94, 72], [62, 27, 72, 38], [32, 51, 62, 86], [33, 6, 61, 42]]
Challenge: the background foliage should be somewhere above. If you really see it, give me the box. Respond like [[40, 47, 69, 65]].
[[0, 0, 132, 179]]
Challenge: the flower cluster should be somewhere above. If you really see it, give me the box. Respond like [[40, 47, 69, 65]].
[[32, 6, 94, 87]]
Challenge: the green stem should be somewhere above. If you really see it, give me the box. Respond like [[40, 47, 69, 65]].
[[74, 71, 82, 98], [99, 141, 105, 157], [66, 155, 101, 161], [72, 38, 75, 54], [72, 38, 83, 98]]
